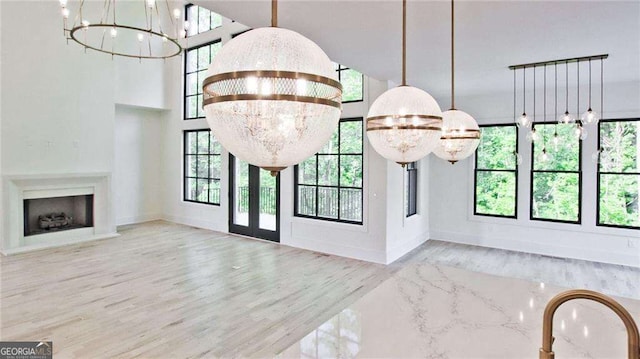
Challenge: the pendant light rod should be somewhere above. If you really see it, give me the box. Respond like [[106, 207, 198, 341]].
[[508, 54, 608, 70], [401, 0, 407, 86], [271, 0, 278, 27], [450, 0, 455, 109]]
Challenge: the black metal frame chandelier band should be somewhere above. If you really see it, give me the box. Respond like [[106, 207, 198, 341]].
[[58, 0, 185, 60]]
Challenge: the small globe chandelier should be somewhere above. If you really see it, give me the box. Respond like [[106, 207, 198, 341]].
[[366, 0, 443, 166], [57, 0, 184, 60], [433, 0, 480, 164], [203, 0, 342, 175]]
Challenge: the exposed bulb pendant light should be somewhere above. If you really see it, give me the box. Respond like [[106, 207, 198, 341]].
[[517, 68, 531, 128], [558, 61, 576, 124], [366, 0, 443, 166], [203, 0, 343, 175], [538, 65, 553, 163], [433, 0, 481, 164], [552, 63, 560, 150], [526, 66, 540, 143], [581, 59, 600, 125]]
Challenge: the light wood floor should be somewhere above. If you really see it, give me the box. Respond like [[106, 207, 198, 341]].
[[1, 221, 638, 358]]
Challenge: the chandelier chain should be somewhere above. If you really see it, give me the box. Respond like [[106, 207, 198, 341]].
[[450, 0, 455, 109], [402, 0, 406, 86], [272, 0, 278, 27]]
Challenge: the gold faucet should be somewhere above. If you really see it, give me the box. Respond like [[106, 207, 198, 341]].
[[540, 289, 640, 359]]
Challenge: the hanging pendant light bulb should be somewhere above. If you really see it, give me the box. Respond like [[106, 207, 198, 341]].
[[526, 127, 540, 143], [517, 67, 531, 128], [433, 0, 480, 164], [574, 124, 588, 140], [539, 147, 553, 162], [203, 0, 342, 175], [581, 59, 600, 125], [366, 0, 443, 166], [558, 61, 576, 124]]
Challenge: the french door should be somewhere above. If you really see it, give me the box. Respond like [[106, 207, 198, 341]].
[[229, 155, 280, 242]]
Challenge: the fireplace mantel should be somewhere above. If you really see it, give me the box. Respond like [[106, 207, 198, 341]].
[[2, 173, 119, 254]]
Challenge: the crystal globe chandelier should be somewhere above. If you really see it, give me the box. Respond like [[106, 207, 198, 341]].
[[433, 0, 480, 164], [366, 0, 443, 166], [57, 0, 184, 60], [202, 0, 342, 176]]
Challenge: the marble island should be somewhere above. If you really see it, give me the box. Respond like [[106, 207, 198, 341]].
[[279, 263, 639, 358]]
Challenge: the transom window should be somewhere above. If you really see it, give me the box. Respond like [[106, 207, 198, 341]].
[[597, 119, 640, 229], [405, 162, 417, 217], [184, 40, 222, 120], [474, 124, 518, 218], [185, 4, 222, 37], [530, 123, 581, 223], [184, 130, 222, 205], [335, 63, 364, 103], [294, 118, 364, 224]]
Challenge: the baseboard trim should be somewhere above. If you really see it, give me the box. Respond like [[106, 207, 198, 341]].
[[162, 214, 227, 233], [116, 213, 162, 226], [430, 230, 640, 268], [386, 231, 429, 264], [283, 236, 387, 264]]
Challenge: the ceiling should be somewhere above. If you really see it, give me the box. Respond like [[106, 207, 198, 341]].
[[192, 0, 640, 101]]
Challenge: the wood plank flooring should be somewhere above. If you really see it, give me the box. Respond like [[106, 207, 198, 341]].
[[1, 220, 638, 358]]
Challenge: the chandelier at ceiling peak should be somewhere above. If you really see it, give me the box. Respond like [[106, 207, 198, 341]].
[[366, 0, 443, 166], [203, 0, 342, 176], [58, 0, 185, 60], [433, 0, 481, 165]]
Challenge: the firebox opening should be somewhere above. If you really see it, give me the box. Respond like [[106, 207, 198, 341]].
[[23, 195, 94, 237]]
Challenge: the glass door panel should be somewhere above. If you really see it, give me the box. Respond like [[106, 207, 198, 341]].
[[229, 155, 279, 242]]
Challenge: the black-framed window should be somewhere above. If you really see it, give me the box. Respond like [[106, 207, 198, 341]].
[[597, 118, 640, 229], [335, 63, 364, 103], [530, 123, 582, 223], [406, 162, 417, 217], [184, 40, 222, 120], [184, 130, 222, 205], [185, 4, 222, 37], [294, 118, 363, 224], [474, 124, 518, 218]]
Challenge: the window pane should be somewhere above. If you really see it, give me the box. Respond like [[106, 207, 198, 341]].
[[186, 155, 197, 177], [298, 157, 317, 185], [532, 172, 580, 222], [340, 155, 362, 187], [318, 155, 338, 186], [197, 70, 207, 95], [320, 130, 339, 154], [298, 185, 316, 216], [197, 94, 204, 118], [197, 46, 210, 71], [209, 180, 221, 204], [210, 133, 222, 154], [476, 126, 517, 170], [186, 96, 198, 119], [186, 132, 198, 154], [317, 187, 338, 219], [211, 12, 222, 28], [198, 6, 211, 34], [600, 120, 640, 173], [210, 42, 222, 58], [475, 171, 516, 217], [186, 178, 197, 201], [340, 189, 362, 222], [599, 174, 640, 228], [340, 69, 363, 102], [196, 178, 209, 202], [340, 121, 362, 154], [210, 156, 221, 179], [186, 73, 198, 96], [196, 155, 209, 177], [197, 131, 209, 154], [533, 124, 580, 172], [186, 49, 197, 73]]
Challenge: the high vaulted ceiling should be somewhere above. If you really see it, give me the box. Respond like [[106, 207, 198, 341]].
[[193, 0, 640, 102]]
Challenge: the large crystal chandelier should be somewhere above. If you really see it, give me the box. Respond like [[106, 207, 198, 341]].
[[203, 0, 342, 175], [57, 0, 184, 60], [433, 0, 480, 164], [366, 0, 443, 166]]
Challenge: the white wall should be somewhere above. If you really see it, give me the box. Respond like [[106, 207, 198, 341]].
[[429, 81, 640, 268], [114, 105, 164, 225]]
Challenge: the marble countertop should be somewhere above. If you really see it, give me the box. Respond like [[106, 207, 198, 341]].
[[279, 263, 639, 358]]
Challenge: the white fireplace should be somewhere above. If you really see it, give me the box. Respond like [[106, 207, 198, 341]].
[[2, 173, 118, 254]]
